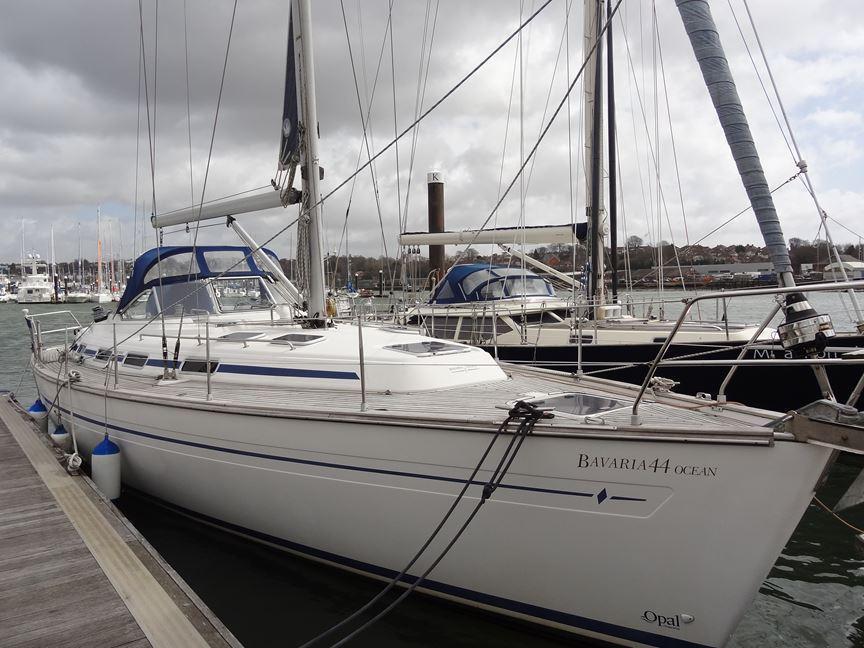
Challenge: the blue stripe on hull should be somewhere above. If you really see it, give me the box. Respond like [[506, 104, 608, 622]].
[[130, 489, 713, 648], [217, 363, 359, 380]]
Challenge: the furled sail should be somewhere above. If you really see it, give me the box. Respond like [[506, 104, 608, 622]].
[[278, 10, 301, 169]]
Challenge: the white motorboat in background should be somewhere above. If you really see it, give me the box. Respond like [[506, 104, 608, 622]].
[[16, 254, 54, 304]]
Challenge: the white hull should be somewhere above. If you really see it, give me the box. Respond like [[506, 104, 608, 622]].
[[65, 293, 91, 303], [89, 291, 112, 303], [16, 288, 56, 304], [35, 366, 832, 648]]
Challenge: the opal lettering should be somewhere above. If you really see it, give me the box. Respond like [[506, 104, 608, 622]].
[[642, 610, 680, 630]]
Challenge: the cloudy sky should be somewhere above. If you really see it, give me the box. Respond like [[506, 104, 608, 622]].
[[1, 0, 863, 266]]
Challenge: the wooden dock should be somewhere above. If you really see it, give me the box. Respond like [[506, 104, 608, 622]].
[[0, 395, 242, 648]]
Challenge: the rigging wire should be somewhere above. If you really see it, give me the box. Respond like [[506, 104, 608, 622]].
[[735, 0, 863, 326], [399, 0, 440, 244], [339, 0, 395, 293], [183, 0, 195, 241], [133, 27, 143, 263], [120, 2, 555, 347], [186, 0, 239, 272], [448, 0, 624, 270], [138, 0, 169, 377]]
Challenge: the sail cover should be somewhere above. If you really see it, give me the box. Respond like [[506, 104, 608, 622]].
[[278, 10, 300, 169]]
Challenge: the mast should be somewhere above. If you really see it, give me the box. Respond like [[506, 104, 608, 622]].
[[96, 207, 104, 293], [50, 226, 58, 302], [19, 217, 24, 283], [294, 0, 326, 322], [676, 0, 837, 398], [109, 220, 116, 293], [584, 0, 605, 310], [606, 0, 617, 301], [77, 222, 82, 286]]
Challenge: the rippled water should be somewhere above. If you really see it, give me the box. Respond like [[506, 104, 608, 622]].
[[1, 296, 862, 647]]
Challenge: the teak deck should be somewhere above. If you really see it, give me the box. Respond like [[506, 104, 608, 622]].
[[0, 395, 241, 648]]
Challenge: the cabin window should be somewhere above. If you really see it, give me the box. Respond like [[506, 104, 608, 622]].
[[271, 333, 324, 346], [123, 353, 148, 368], [504, 275, 554, 297], [203, 250, 249, 273], [435, 282, 455, 300], [477, 280, 505, 300], [460, 269, 494, 296], [457, 316, 510, 342], [214, 278, 274, 312], [181, 359, 219, 373], [426, 316, 459, 340], [95, 348, 112, 362], [385, 341, 468, 356], [522, 311, 562, 325], [143, 253, 200, 283], [153, 280, 217, 317], [121, 290, 153, 320]]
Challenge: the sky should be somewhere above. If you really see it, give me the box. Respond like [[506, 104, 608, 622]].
[[1, 0, 863, 266]]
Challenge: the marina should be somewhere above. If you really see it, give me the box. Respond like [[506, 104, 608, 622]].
[[2, 0, 864, 647], [0, 391, 238, 648]]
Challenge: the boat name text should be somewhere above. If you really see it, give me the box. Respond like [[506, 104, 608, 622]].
[[577, 454, 717, 477]]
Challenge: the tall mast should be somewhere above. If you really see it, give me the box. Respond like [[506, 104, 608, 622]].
[[77, 222, 82, 285], [584, 0, 605, 309], [50, 225, 57, 301], [676, 0, 836, 399], [19, 217, 24, 282], [96, 207, 104, 293], [606, 0, 617, 301], [109, 220, 116, 292], [295, 0, 326, 322]]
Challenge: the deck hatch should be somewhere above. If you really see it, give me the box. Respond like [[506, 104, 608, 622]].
[[385, 341, 468, 356], [218, 331, 266, 342], [527, 393, 629, 417], [270, 333, 324, 346]]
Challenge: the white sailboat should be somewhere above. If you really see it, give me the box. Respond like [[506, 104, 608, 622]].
[[90, 207, 112, 303], [24, 2, 864, 647], [66, 222, 92, 303]]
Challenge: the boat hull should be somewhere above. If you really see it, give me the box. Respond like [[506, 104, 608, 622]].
[[35, 371, 833, 648], [487, 335, 864, 411]]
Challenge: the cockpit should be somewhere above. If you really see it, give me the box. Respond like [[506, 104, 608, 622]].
[[429, 264, 556, 305], [118, 246, 290, 319]]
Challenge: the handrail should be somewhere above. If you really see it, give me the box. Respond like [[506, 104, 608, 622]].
[[22, 309, 82, 327], [630, 280, 864, 422]]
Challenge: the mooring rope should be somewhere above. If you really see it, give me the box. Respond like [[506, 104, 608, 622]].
[[299, 401, 552, 648]]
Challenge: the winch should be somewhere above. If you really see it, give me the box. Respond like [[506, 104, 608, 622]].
[[777, 292, 835, 357]]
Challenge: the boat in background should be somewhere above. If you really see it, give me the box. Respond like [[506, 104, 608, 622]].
[[16, 254, 54, 304]]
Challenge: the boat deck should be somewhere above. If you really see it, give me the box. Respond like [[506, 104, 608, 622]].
[[0, 396, 241, 648], [43, 351, 778, 444]]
